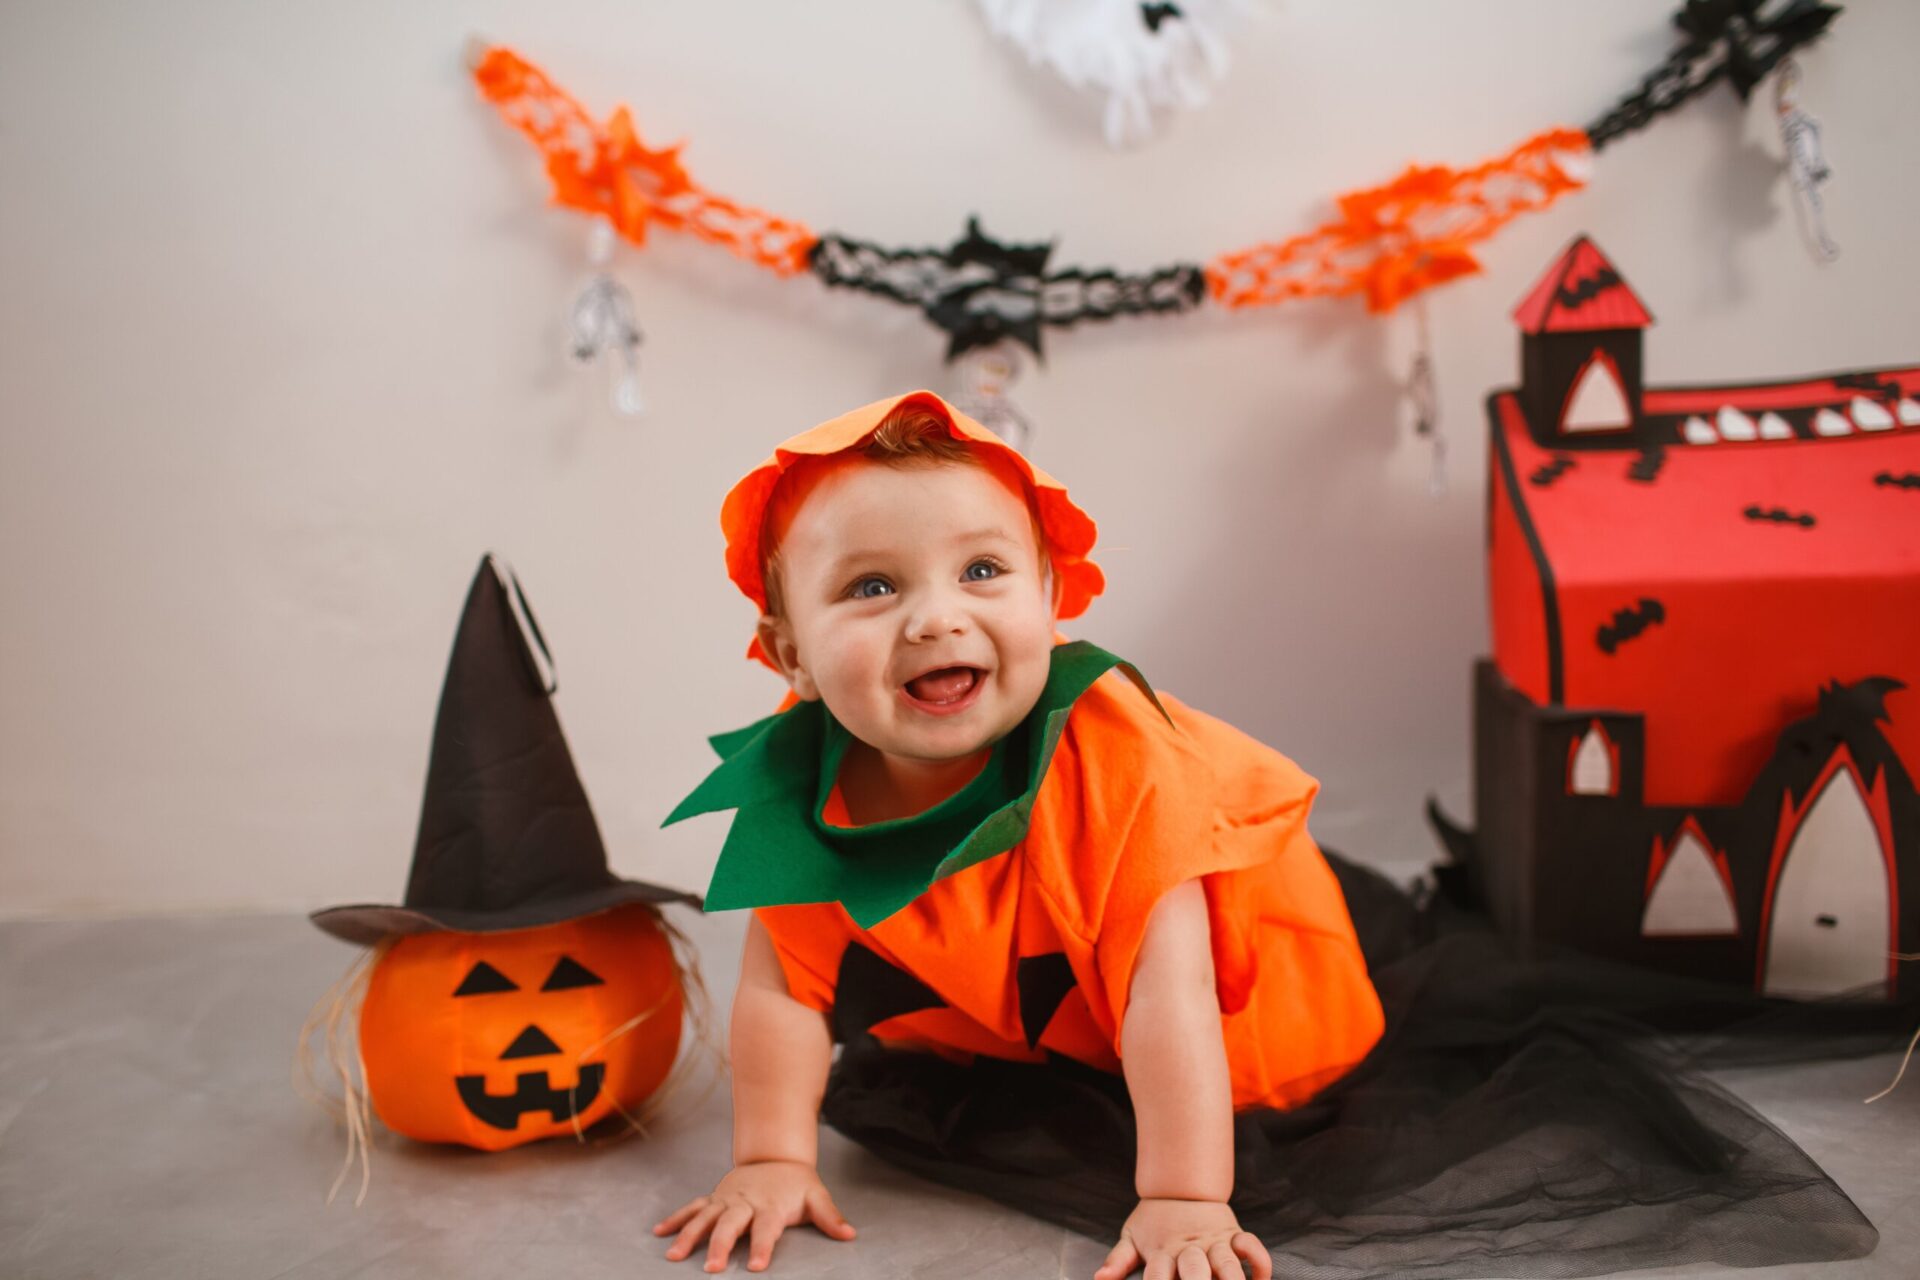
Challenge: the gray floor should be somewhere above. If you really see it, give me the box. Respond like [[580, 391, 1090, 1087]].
[[1, 910, 1915, 1280]]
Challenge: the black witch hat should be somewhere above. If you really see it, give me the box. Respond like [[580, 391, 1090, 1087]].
[[311, 555, 699, 947]]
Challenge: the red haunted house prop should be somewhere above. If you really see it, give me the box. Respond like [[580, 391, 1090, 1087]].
[[1443, 235, 1920, 998]]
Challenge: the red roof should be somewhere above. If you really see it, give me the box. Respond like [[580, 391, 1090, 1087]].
[[1513, 236, 1654, 334], [1488, 365, 1920, 808]]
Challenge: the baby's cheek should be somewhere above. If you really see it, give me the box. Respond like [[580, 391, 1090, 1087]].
[[1003, 644, 1053, 716], [828, 649, 892, 712]]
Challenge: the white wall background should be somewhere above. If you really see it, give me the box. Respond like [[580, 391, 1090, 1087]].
[[3, 0, 1916, 917]]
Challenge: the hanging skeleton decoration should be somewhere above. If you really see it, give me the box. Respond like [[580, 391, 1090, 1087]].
[[951, 343, 1037, 454], [567, 221, 647, 416], [971, 0, 1255, 148], [1773, 57, 1839, 262], [1406, 297, 1446, 497]]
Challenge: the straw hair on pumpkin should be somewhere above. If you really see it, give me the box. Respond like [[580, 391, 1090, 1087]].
[[293, 940, 386, 1207], [1864, 949, 1920, 1105], [567, 910, 721, 1144], [1863, 1024, 1920, 1105]]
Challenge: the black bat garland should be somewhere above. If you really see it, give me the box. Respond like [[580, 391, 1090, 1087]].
[[1586, 1, 1841, 151], [808, 218, 1206, 360]]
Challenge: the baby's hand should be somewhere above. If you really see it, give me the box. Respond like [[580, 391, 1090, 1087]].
[[1095, 1199, 1271, 1280], [653, 1159, 857, 1273]]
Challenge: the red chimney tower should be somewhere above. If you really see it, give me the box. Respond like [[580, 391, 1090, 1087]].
[[1514, 236, 1654, 447]]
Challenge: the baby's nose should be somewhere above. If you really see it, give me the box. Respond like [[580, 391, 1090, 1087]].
[[905, 599, 970, 641]]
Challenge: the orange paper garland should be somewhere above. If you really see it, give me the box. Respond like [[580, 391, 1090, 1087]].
[[474, 47, 817, 276], [473, 44, 1591, 322], [1203, 128, 1594, 313]]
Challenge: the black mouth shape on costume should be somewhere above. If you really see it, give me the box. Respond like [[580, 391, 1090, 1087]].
[[455, 1063, 606, 1130]]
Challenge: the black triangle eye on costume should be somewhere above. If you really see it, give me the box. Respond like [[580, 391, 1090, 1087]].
[[453, 960, 519, 997], [541, 956, 605, 991]]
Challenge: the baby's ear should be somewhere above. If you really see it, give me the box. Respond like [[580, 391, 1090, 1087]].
[[756, 615, 820, 702]]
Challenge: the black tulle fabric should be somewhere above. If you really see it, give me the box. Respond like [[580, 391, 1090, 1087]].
[[820, 855, 1915, 1279]]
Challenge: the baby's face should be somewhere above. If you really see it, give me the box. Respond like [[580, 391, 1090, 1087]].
[[761, 459, 1057, 765]]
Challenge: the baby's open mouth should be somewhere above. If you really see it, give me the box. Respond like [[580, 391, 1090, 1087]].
[[903, 666, 982, 705]]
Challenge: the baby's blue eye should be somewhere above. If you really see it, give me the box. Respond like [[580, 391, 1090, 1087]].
[[849, 576, 894, 599], [965, 560, 1002, 582]]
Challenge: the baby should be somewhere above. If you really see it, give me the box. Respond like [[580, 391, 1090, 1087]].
[[656, 392, 1383, 1278]]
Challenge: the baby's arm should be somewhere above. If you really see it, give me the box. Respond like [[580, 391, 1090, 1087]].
[[729, 916, 833, 1166], [653, 916, 856, 1273], [1097, 879, 1272, 1280]]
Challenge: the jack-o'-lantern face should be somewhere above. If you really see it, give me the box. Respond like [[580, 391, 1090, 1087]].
[[359, 904, 683, 1151]]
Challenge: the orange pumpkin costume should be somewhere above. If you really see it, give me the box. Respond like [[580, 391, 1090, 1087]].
[[670, 391, 1383, 1110], [762, 672, 1384, 1110]]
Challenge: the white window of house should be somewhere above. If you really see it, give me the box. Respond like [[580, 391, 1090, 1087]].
[[1561, 350, 1633, 433], [1642, 827, 1739, 937], [1569, 723, 1615, 796]]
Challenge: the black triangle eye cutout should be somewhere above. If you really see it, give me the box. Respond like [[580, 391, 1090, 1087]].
[[454, 960, 519, 997], [541, 956, 605, 991], [500, 1024, 563, 1060]]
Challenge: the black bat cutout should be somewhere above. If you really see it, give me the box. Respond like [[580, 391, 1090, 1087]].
[[1555, 268, 1623, 312], [1597, 597, 1667, 654], [1834, 371, 1902, 397], [456, 1064, 606, 1130], [1531, 456, 1577, 487], [1743, 505, 1817, 528]]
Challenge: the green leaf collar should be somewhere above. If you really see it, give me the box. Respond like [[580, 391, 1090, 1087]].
[[664, 641, 1161, 927]]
